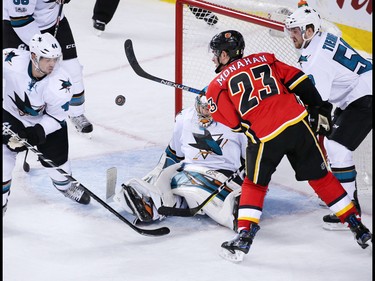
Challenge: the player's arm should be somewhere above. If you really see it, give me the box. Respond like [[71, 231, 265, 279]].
[[166, 109, 186, 165], [41, 73, 73, 135], [288, 73, 333, 135], [275, 60, 333, 135], [142, 111, 185, 184], [207, 87, 260, 142], [8, 1, 41, 45], [206, 89, 241, 130]]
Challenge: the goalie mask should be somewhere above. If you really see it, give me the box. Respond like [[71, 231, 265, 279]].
[[195, 94, 213, 128], [284, 6, 321, 49]]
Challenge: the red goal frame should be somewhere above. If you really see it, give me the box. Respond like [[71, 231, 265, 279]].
[[174, 0, 285, 115]]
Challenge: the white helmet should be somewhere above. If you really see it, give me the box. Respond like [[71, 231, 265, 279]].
[[195, 94, 213, 128], [29, 33, 62, 63], [284, 6, 321, 48]]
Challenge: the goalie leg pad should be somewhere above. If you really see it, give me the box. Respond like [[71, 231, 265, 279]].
[[113, 178, 166, 222], [171, 165, 242, 230], [122, 184, 154, 222], [113, 188, 135, 215], [113, 163, 187, 222]]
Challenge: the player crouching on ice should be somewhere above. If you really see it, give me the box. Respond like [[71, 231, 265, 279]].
[[3, 33, 91, 217], [113, 93, 248, 231]]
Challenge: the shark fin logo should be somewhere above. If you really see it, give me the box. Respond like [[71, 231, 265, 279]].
[[59, 79, 72, 92], [10, 91, 44, 116], [189, 129, 228, 160], [4, 50, 18, 65]]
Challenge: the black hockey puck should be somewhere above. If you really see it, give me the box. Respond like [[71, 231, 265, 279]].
[[115, 95, 126, 106]]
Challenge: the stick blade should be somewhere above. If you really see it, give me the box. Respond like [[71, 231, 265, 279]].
[[124, 39, 150, 80], [124, 39, 133, 61], [138, 226, 171, 236], [106, 167, 117, 201]]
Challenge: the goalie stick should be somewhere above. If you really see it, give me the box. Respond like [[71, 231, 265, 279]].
[[106, 167, 117, 201], [2, 125, 170, 237], [158, 165, 245, 217], [124, 39, 205, 95]]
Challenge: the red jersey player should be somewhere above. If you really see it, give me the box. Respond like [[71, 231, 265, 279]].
[[205, 30, 372, 262]]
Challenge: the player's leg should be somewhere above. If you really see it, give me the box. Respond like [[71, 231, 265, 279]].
[[44, 18, 93, 134], [2, 147, 17, 217], [323, 96, 372, 229], [2, 20, 28, 50], [289, 120, 371, 249], [92, 0, 120, 32], [38, 125, 90, 204]]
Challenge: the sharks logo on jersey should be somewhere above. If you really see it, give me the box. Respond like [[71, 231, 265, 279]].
[[189, 129, 227, 159], [28, 79, 38, 92], [10, 91, 45, 117], [59, 79, 72, 93], [298, 54, 311, 67], [4, 50, 18, 65]]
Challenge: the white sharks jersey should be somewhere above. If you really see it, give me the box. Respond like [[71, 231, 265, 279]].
[[4, 0, 64, 44], [3, 48, 73, 135], [169, 107, 247, 171], [297, 31, 372, 110]]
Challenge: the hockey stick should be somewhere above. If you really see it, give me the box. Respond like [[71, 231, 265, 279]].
[[2, 125, 170, 237], [124, 39, 205, 95], [23, 149, 30, 172], [158, 164, 245, 217], [54, 0, 65, 37]]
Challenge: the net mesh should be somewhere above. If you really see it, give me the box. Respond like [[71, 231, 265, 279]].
[[177, 0, 372, 192]]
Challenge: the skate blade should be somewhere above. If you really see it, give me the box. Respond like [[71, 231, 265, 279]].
[[78, 131, 93, 139], [363, 243, 372, 255], [322, 222, 349, 231], [219, 248, 245, 263]]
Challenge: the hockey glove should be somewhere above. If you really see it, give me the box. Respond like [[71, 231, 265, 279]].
[[307, 101, 333, 136], [18, 124, 46, 146], [7, 136, 26, 150], [232, 123, 260, 144], [3, 125, 27, 152]]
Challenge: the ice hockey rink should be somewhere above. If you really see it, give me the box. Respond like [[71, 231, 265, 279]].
[[3, 0, 372, 280]]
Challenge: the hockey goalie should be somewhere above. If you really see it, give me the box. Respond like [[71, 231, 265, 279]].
[[112, 93, 247, 231]]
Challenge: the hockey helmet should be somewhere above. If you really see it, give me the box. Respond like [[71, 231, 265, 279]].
[[209, 30, 245, 61], [29, 33, 62, 63], [285, 6, 321, 45]]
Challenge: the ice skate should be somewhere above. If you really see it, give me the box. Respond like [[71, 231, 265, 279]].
[[346, 213, 372, 250], [220, 224, 260, 262], [58, 183, 91, 205], [70, 114, 93, 134], [323, 200, 361, 231], [93, 19, 105, 36]]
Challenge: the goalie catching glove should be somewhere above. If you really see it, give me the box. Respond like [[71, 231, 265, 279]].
[[307, 101, 333, 136]]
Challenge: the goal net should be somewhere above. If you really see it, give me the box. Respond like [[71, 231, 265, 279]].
[[175, 0, 372, 194]]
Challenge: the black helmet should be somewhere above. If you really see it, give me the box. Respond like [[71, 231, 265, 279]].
[[209, 30, 245, 61]]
